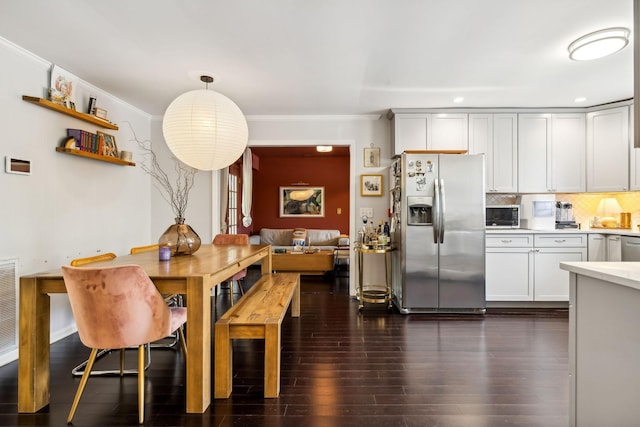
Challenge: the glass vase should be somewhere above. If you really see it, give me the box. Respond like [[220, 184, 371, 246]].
[[158, 217, 202, 256]]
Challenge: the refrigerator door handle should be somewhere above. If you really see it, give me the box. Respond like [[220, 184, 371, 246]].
[[433, 179, 440, 244], [439, 179, 446, 243]]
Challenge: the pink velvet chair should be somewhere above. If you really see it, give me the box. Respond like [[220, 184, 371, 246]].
[[62, 264, 187, 424], [213, 233, 249, 305]]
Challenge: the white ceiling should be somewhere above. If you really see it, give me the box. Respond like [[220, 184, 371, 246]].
[[0, 0, 633, 117]]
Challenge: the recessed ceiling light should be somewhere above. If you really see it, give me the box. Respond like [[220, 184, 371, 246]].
[[453, 97, 464, 103], [316, 145, 333, 152], [568, 27, 630, 61], [574, 97, 587, 103]]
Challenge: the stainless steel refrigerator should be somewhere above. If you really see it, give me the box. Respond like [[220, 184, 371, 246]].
[[391, 153, 486, 314]]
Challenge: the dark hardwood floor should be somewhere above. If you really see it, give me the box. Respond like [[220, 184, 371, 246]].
[[0, 269, 569, 426]]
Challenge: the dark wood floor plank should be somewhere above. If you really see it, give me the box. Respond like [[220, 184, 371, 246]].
[[0, 269, 569, 426]]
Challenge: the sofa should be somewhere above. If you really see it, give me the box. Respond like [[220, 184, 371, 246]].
[[250, 228, 349, 251]]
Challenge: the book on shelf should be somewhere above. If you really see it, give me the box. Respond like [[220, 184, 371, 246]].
[[87, 96, 96, 115], [67, 129, 100, 154]]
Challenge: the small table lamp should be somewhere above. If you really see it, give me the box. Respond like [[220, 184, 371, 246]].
[[596, 197, 623, 227]]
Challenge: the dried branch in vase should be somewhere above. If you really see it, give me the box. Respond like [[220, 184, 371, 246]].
[[126, 123, 198, 220]]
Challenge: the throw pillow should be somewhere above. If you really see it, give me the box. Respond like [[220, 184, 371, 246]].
[[291, 228, 307, 247]]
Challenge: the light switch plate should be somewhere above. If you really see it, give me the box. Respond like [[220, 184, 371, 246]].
[[360, 208, 373, 219]]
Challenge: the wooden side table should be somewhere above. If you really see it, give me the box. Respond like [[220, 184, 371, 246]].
[[271, 249, 334, 275], [356, 246, 394, 311]]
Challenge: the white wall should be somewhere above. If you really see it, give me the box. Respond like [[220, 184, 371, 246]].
[[0, 38, 153, 365]]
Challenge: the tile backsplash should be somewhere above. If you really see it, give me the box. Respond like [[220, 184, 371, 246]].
[[486, 192, 640, 229]]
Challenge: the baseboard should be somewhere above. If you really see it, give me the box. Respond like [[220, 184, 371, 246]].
[[0, 324, 78, 368]]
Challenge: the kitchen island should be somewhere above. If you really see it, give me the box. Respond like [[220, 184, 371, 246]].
[[560, 261, 640, 427]]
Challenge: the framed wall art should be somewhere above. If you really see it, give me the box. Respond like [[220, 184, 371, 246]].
[[360, 174, 383, 197], [279, 186, 325, 217], [363, 147, 380, 167]]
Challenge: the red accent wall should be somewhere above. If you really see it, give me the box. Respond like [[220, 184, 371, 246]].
[[252, 154, 350, 234]]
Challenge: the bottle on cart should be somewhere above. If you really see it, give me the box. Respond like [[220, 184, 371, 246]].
[[383, 221, 390, 245], [378, 226, 387, 246]]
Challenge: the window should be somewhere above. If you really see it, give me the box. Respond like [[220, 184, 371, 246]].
[[227, 173, 238, 234]]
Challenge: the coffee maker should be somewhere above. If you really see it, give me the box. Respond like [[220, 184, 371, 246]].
[[556, 201, 579, 229]]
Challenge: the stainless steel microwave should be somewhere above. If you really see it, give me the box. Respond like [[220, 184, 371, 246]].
[[486, 205, 520, 228]]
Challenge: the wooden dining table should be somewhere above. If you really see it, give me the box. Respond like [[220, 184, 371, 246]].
[[18, 243, 272, 414]]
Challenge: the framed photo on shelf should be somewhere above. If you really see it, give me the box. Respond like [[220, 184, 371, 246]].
[[97, 131, 118, 157], [279, 186, 325, 217], [94, 107, 108, 120], [360, 174, 383, 197], [363, 147, 380, 167], [49, 64, 78, 106]]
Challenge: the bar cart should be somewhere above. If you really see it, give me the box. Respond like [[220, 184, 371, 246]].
[[355, 245, 394, 311]]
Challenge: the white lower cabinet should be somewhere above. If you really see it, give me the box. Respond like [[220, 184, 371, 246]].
[[486, 233, 587, 302], [607, 235, 622, 262], [486, 235, 533, 301], [588, 234, 606, 261], [587, 233, 621, 261]]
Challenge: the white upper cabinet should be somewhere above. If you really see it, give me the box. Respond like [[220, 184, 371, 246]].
[[469, 113, 517, 193], [586, 106, 629, 192], [430, 114, 468, 151], [392, 114, 428, 153], [518, 114, 551, 192], [550, 113, 586, 193], [392, 113, 468, 155], [518, 113, 586, 193], [630, 105, 640, 190]]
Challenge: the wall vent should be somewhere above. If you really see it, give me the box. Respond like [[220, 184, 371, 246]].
[[0, 258, 18, 357]]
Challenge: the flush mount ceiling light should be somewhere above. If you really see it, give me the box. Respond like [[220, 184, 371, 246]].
[[568, 27, 630, 61], [162, 75, 248, 171], [316, 145, 333, 152]]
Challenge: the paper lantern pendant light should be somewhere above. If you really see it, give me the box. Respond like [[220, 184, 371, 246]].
[[162, 76, 248, 171]]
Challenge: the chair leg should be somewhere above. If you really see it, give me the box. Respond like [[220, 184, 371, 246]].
[[72, 345, 152, 377], [237, 279, 245, 296], [178, 326, 187, 356], [138, 344, 145, 424], [120, 349, 125, 376], [215, 281, 235, 306], [67, 347, 98, 424]]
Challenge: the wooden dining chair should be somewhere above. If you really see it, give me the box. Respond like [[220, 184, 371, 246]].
[[70, 252, 116, 266], [129, 243, 159, 254], [213, 233, 249, 305], [62, 264, 187, 424]]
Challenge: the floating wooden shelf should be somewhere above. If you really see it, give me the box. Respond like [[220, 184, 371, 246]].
[[55, 147, 135, 166], [22, 95, 119, 130]]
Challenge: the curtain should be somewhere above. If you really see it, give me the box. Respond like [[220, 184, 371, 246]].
[[220, 167, 229, 233], [241, 147, 253, 227]]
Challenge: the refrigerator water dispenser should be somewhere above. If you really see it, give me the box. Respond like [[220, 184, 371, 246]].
[[407, 196, 432, 225]]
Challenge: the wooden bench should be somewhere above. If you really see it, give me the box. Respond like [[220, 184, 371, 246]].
[[214, 272, 300, 398]]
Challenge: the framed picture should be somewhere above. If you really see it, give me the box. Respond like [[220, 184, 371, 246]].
[[49, 64, 77, 106], [94, 107, 108, 120], [360, 174, 383, 197], [279, 186, 325, 217], [363, 147, 380, 167], [97, 131, 119, 157]]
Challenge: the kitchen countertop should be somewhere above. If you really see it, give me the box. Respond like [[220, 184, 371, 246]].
[[486, 228, 640, 237], [560, 261, 640, 291]]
